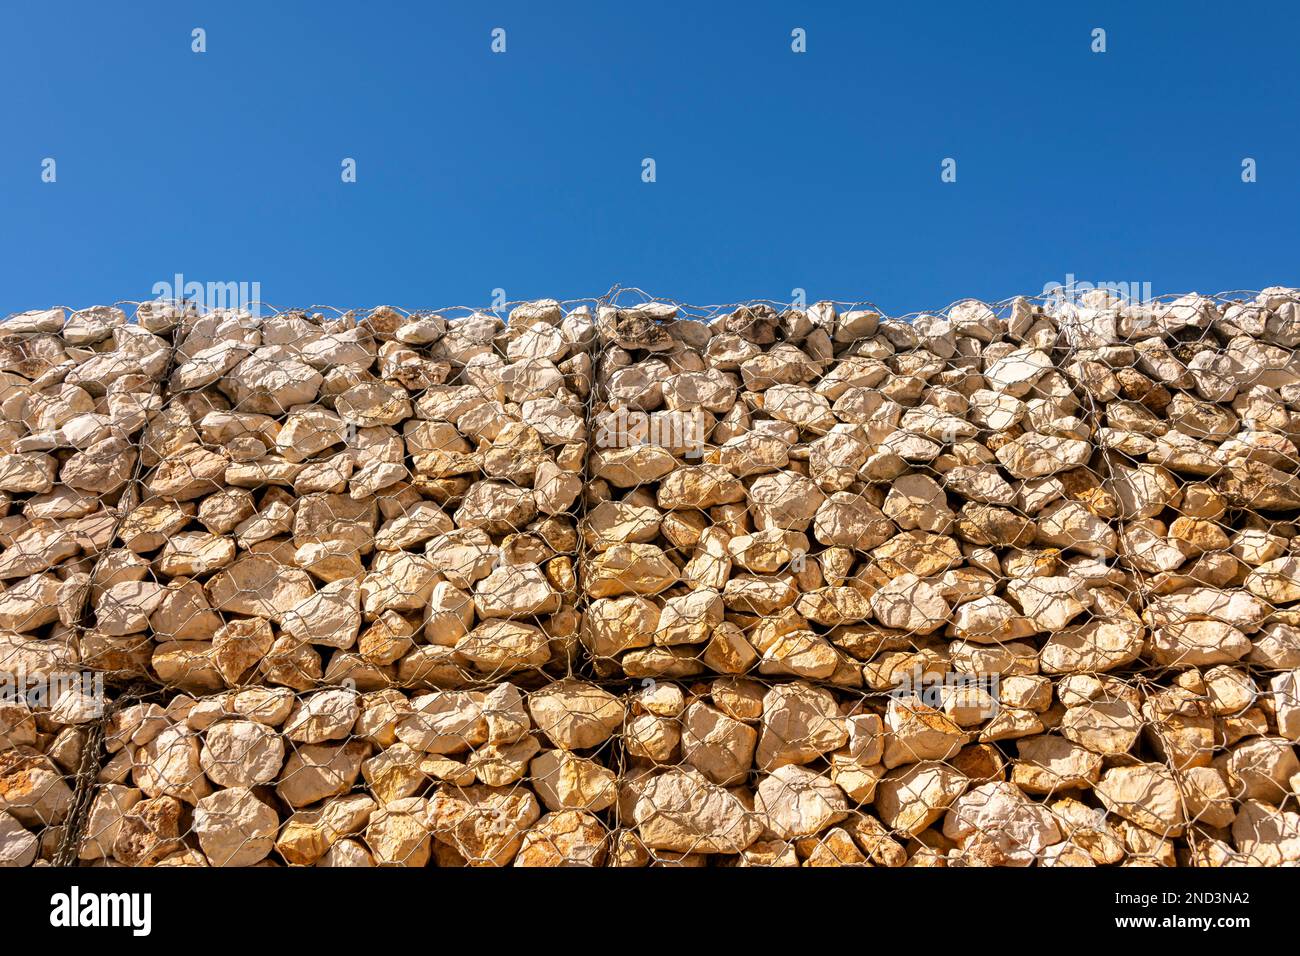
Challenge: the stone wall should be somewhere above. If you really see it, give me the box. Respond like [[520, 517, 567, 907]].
[[2, 289, 1300, 866]]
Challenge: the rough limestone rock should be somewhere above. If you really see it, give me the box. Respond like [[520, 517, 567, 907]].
[[193, 786, 279, 866], [755, 764, 849, 839], [943, 782, 1061, 866], [1095, 763, 1187, 836], [631, 767, 764, 854], [428, 784, 541, 866], [514, 810, 608, 867], [757, 682, 848, 770], [528, 682, 625, 750], [365, 796, 432, 866], [200, 720, 286, 788]]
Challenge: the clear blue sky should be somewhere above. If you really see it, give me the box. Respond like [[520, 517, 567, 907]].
[[2, 1, 1297, 316]]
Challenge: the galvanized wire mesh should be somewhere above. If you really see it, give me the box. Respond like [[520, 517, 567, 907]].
[[1, 288, 1298, 866]]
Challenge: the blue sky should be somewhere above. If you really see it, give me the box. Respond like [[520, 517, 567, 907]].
[[2, 1, 1297, 316]]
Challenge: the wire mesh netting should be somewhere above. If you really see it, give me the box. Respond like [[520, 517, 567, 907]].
[[2, 286, 1300, 866]]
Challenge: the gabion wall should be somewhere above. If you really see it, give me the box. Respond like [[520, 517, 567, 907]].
[[2, 288, 1300, 867]]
